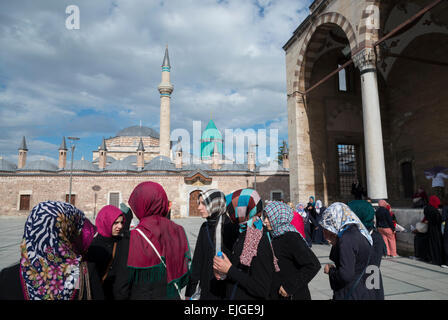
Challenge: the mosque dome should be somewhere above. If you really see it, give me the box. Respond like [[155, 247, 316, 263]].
[[0, 157, 17, 172], [116, 126, 160, 139], [144, 155, 176, 171], [21, 159, 58, 171]]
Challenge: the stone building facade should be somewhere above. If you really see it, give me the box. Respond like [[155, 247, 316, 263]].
[[0, 47, 290, 217], [284, 0, 448, 205]]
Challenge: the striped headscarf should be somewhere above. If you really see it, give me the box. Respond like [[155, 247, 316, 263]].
[[20, 201, 86, 300], [199, 189, 226, 254], [264, 201, 303, 240], [225, 189, 264, 267], [319, 202, 373, 246]]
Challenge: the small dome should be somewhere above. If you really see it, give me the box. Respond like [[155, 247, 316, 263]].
[[182, 163, 211, 171], [0, 158, 17, 171], [21, 159, 58, 171], [220, 163, 248, 171], [116, 126, 160, 139], [144, 156, 176, 171], [92, 156, 116, 164]]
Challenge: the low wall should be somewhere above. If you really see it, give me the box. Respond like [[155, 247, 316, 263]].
[[392, 208, 425, 256]]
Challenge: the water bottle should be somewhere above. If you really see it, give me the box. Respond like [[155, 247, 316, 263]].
[[216, 251, 227, 280]]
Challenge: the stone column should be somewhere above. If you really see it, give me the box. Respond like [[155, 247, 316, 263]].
[[353, 48, 388, 200]]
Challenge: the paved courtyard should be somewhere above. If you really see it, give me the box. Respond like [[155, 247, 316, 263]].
[[1, 216, 448, 300]]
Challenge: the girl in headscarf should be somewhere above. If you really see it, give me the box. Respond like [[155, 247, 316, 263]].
[[263, 201, 320, 300], [86, 205, 125, 300], [375, 200, 398, 258], [320, 202, 378, 300], [212, 189, 275, 300], [112, 181, 191, 300], [185, 189, 239, 300], [312, 200, 327, 244], [291, 203, 306, 239], [0, 201, 103, 300], [424, 196, 446, 266]]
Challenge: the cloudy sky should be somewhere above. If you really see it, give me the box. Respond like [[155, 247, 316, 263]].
[[0, 0, 312, 164]]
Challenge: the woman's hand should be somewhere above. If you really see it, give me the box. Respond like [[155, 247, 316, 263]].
[[324, 263, 335, 274], [213, 252, 232, 279], [279, 286, 289, 298]]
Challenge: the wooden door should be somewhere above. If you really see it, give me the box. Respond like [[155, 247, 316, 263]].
[[19, 195, 30, 211], [189, 190, 202, 217]]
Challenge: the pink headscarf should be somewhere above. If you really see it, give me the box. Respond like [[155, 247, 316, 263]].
[[95, 205, 125, 238], [73, 218, 96, 255]]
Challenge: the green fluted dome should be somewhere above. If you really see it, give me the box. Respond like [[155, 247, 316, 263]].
[[200, 120, 223, 160]]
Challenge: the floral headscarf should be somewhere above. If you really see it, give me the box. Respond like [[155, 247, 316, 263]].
[[319, 202, 373, 246], [20, 201, 86, 300]]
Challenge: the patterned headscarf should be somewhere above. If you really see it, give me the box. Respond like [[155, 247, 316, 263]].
[[200, 189, 227, 254], [315, 200, 323, 214], [429, 195, 441, 209], [20, 201, 86, 300], [319, 202, 373, 246], [226, 189, 264, 267], [295, 203, 307, 218], [264, 201, 305, 242]]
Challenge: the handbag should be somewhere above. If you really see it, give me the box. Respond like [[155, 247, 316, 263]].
[[135, 228, 184, 300], [416, 222, 428, 233]]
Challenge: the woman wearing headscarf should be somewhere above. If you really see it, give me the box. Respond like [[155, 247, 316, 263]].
[[312, 200, 327, 244], [348, 200, 385, 299], [112, 181, 191, 300], [424, 196, 446, 266], [212, 189, 275, 300], [86, 205, 125, 300], [264, 201, 321, 300], [291, 203, 306, 239], [185, 189, 239, 300], [0, 201, 104, 300], [375, 200, 398, 258], [320, 202, 379, 300]]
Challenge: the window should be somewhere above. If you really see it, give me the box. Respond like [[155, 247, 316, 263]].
[[271, 191, 283, 201], [19, 195, 31, 211], [109, 192, 120, 208], [65, 194, 76, 206], [337, 144, 358, 196], [338, 64, 347, 92]]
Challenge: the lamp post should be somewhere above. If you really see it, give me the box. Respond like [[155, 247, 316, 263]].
[[68, 136, 80, 205]]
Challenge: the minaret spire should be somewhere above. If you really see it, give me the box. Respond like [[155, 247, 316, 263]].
[[158, 45, 174, 158]]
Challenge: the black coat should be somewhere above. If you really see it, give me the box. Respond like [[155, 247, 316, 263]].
[[270, 232, 321, 300], [111, 230, 172, 300], [424, 205, 446, 266], [225, 229, 274, 300], [442, 205, 448, 263], [0, 262, 104, 300], [375, 207, 395, 231], [85, 234, 122, 300], [328, 225, 384, 300], [185, 215, 239, 300]]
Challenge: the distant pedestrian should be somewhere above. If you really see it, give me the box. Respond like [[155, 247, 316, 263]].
[[351, 179, 366, 200], [213, 189, 275, 300], [312, 200, 327, 244], [185, 189, 239, 300], [291, 205, 306, 239], [320, 202, 380, 300], [375, 200, 398, 258], [424, 196, 446, 267], [263, 201, 321, 300], [412, 186, 429, 208], [426, 171, 448, 201], [112, 181, 191, 300], [86, 205, 125, 300], [296, 202, 313, 247], [0, 201, 104, 300]]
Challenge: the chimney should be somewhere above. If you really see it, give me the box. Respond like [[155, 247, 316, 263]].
[[98, 137, 108, 170], [175, 137, 183, 169], [282, 141, 289, 169], [58, 136, 68, 169], [137, 137, 145, 170]]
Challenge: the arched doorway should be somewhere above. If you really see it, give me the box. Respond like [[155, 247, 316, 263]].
[[188, 190, 202, 217]]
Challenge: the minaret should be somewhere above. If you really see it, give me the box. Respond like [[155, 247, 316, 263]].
[[98, 137, 108, 170], [18, 136, 28, 169], [58, 136, 68, 170], [158, 45, 174, 158], [281, 140, 289, 169], [137, 137, 145, 170]]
